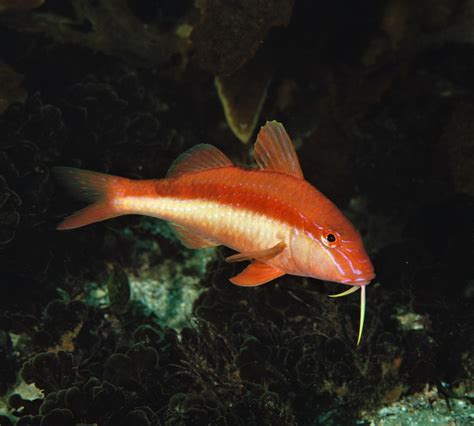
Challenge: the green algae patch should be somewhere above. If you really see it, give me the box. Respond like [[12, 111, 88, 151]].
[[128, 248, 215, 330], [84, 245, 216, 331], [83, 217, 217, 330], [363, 386, 474, 425], [120, 218, 217, 329]]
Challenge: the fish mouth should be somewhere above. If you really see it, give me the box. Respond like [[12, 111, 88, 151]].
[[341, 273, 375, 286]]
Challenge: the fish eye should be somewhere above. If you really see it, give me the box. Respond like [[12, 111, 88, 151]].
[[321, 230, 339, 248]]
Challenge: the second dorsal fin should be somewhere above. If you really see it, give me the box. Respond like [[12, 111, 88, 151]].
[[167, 144, 233, 178], [254, 121, 304, 178]]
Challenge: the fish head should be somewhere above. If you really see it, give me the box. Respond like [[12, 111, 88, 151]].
[[292, 212, 375, 285]]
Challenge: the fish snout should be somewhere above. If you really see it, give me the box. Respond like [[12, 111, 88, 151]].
[[341, 259, 375, 286]]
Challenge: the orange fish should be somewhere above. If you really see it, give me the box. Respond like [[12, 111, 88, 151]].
[[54, 121, 375, 344]]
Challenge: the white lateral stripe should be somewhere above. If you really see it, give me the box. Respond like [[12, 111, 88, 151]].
[[115, 195, 294, 266]]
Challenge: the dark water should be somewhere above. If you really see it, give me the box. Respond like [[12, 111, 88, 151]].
[[0, 1, 473, 425]]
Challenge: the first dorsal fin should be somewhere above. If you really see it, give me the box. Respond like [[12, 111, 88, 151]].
[[167, 144, 233, 178], [254, 121, 304, 178]]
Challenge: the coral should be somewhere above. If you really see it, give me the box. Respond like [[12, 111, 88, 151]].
[[364, 385, 474, 425], [381, 0, 473, 51], [0, 0, 43, 12], [215, 54, 273, 143], [0, 64, 26, 114], [191, 265, 436, 422], [192, 0, 294, 75], [0, 61, 197, 317], [0, 0, 194, 71], [440, 102, 474, 196], [0, 416, 13, 425], [20, 351, 75, 394], [0, 175, 21, 245], [106, 263, 131, 315], [7, 317, 187, 424], [33, 299, 88, 351], [0, 331, 17, 397]]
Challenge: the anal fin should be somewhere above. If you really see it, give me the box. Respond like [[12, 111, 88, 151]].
[[225, 242, 286, 263], [229, 261, 285, 286]]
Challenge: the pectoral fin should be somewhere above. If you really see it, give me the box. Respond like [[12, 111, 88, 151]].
[[229, 261, 285, 286], [225, 242, 286, 263]]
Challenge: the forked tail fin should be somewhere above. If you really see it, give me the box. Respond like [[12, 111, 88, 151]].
[[53, 167, 128, 230]]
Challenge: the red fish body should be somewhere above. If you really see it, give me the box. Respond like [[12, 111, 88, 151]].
[[54, 121, 374, 344]]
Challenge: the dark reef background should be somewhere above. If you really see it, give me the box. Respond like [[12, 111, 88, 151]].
[[0, 1, 473, 425]]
